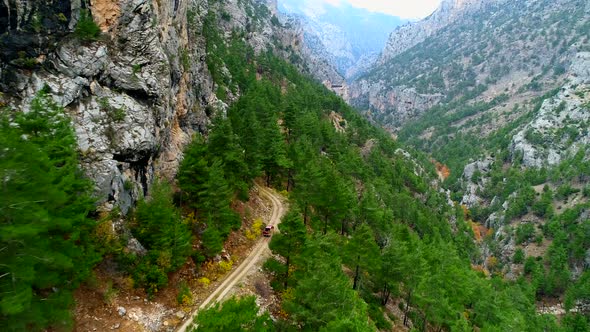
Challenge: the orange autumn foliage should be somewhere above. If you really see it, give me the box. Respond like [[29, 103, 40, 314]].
[[431, 159, 451, 180]]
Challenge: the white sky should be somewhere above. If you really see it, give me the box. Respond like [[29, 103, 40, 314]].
[[317, 0, 442, 19]]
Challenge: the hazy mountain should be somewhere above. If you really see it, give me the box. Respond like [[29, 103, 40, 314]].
[[278, 0, 406, 79]]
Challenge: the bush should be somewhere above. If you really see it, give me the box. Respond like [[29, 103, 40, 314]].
[[515, 223, 536, 244], [513, 248, 525, 264], [368, 303, 392, 330], [524, 256, 538, 275], [134, 257, 168, 298], [176, 281, 193, 306], [245, 218, 264, 240], [201, 227, 224, 258], [556, 184, 579, 200], [74, 10, 101, 41]]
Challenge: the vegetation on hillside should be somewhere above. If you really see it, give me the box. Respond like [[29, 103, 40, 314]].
[[0, 93, 99, 331], [1, 0, 588, 331]]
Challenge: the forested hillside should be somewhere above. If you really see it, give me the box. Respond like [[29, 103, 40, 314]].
[[347, 0, 590, 327], [180, 6, 585, 330], [1, 0, 589, 331]]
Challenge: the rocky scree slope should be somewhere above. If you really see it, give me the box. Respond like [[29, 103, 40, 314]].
[[0, 0, 334, 213], [350, 0, 589, 132]]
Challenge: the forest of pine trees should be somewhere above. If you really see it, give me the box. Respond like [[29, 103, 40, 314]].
[[1, 3, 589, 331]]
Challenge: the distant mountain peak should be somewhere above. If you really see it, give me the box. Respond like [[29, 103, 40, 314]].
[[278, 0, 406, 79]]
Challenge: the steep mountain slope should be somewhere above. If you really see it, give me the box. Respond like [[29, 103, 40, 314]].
[[378, 0, 507, 65], [278, 0, 405, 80], [350, 0, 589, 132], [346, 0, 590, 312]]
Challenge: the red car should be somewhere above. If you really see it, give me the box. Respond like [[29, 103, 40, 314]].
[[263, 225, 274, 237]]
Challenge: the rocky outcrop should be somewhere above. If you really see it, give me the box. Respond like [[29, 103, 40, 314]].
[[347, 80, 443, 128], [460, 157, 494, 207], [350, 0, 587, 133], [1, 0, 213, 213], [276, 15, 347, 96], [510, 52, 590, 168]]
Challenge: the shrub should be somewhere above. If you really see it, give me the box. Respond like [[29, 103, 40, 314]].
[[104, 281, 118, 305], [134, 258, 168, 298], [218, 259, 233, 274], [245, 218, 264, 240], [75, 10, 101, 41], [513, 248, 525, 264], [198, 277, 211, 288], [176, 281, 193, 306], [516, 223, 536, 244], [556, 184, 579, 200], [524, 256, 538, 275], [368, 303, 392, 330]]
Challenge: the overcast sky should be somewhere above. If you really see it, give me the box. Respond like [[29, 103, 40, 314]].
[[312, 0, 442, 19]]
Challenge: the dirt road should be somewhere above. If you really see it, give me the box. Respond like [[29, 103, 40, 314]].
[[176, 185, 285, 332]]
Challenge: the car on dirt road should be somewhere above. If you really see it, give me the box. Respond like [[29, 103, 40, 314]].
[[263, 225, 274, 237]]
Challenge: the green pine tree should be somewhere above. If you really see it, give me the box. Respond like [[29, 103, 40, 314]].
[[0, 93, 99, 331], [193, 296, 274, 332]]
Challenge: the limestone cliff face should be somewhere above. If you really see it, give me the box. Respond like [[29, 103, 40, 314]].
[[510, 52, 590, 168], [0, 0, 311, 212], [0, 0, 212, 213], [348, 79, 443, 128]]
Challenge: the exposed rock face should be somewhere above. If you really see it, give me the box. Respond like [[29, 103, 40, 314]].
[[1, 0, 211, 213], [348, 80, 443, 128], [278, 15, 345, 94], [90, 0, 120, 31], [0, 0, 317, 212], [460, 157, 494, 207], [510, 52, 590, 168]]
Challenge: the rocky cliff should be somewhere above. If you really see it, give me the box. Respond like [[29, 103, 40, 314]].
[[510, 53, 590, 168], [0, 0, 332, 212]]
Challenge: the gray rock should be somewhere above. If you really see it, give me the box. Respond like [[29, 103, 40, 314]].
[[117, 307, 126, 317], [460, 157, 494, 207], [510, 53, 590, 168], [127, 238, 147, 256], [52, 42, 109, 78]]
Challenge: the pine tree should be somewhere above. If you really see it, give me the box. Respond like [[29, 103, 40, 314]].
[[0, 93, 98, 331], [269, 207, 307, 288], [343, 224, 380, 291], [133, 180, 192, 269], [284, 239, 373, 331], [207, 116, 250, 198], [193, 296, 274, 332], [178, 136, 210, 212]]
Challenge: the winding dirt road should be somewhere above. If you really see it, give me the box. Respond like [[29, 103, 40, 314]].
[[176, 185, 285, 332]]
